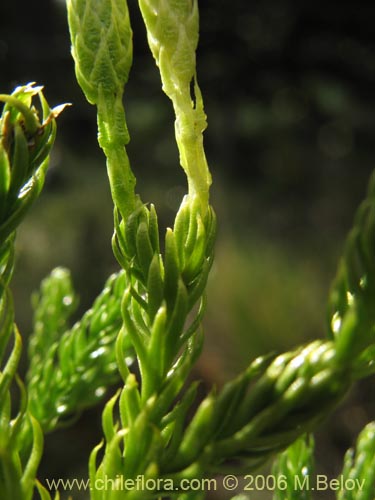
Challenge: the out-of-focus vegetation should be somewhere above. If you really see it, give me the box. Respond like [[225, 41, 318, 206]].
[[2, 0, 375, 498]]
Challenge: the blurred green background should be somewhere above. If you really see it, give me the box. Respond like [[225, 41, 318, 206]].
[[2, 0, 375, 498]]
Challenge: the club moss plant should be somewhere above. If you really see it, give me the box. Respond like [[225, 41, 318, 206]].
[[1, 1, 375, 499]]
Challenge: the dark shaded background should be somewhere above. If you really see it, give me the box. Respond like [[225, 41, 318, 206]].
[[2, 1, 375, 498]]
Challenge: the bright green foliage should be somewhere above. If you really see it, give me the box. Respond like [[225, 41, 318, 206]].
[[26, 268, 133, 433], [0, 84, 62, 500], [328, 171, 375, 367], [111, 198, 216, 397], [138, 0, 212, 214], [67, 0, 132, 105], [67, 0, 136, 220], [68, 1, 216, 496], [0, 84, 65, 252], [155, 340, 346, 477], [337, 422, 375, 500], [2, 1, 375, 499], [272, 435, 314, 500], [67, 0, 375, 498]]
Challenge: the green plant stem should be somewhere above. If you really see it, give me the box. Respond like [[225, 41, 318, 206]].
[[138, 0, 211, 215], [97, 96, 136, 219]]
